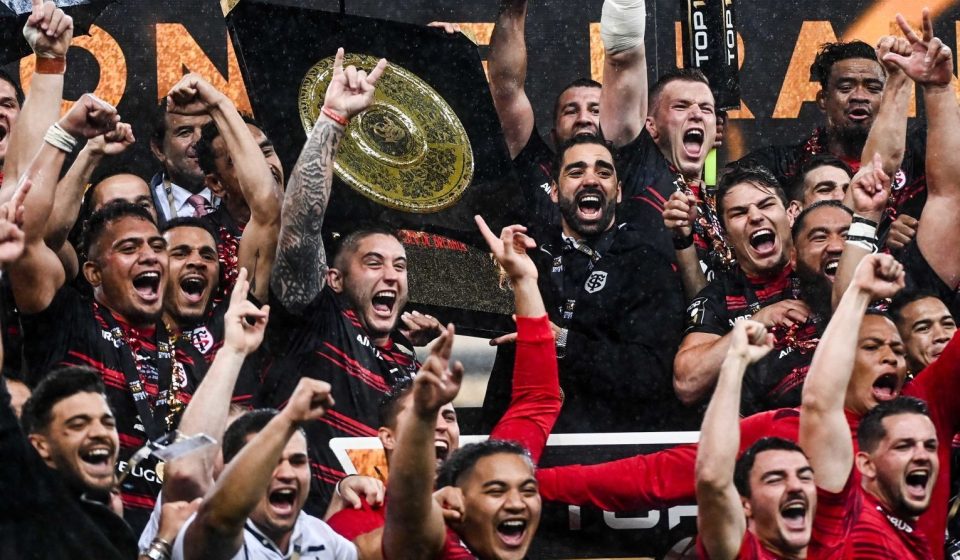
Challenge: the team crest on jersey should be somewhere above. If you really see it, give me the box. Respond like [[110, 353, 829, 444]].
[[892, 168, 907, 191], [688, 297, 708, 326], [584, 271, 608, 293], [189, 327, 215, 355]]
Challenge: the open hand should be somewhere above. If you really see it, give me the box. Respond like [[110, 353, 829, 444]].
[[413, 324, 464, 417], [884, 9, 953, 88]]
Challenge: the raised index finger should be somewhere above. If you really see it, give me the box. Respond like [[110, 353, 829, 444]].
[[229, 267, 250, 306], [474, 214, 500, 252]]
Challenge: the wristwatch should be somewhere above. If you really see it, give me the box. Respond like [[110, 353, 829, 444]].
[[556, 327, 568, 359], [145, 538, 172, 560]]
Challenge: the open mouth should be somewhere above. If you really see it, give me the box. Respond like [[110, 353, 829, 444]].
[[847, 107, 871, 122], [0, 124, 7, 144], [133, 271, 161, 301], [268, 488, 297, 516], [682, 128, 705, 158], [496, 519, 528, 548], [749, 229, 777, 255], [824, 259, 840, 281], [435, 440, 450, 463], [576, 190, 604, 220], [179, 275, 208, 304], [573, 123, 597, 137], [905, 469, 931, 496], [780, 500, 808, 531], [79, 446, 115, 476], [372, 290, 397, 317], [872, 373, 900, 402]]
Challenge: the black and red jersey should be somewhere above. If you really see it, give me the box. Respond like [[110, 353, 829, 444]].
[[19, 286, 206, 533], [735, 126, 928, 222], [257, 287, 420, 515], [616, 130, 730, 277], [685, 265, 823, 413]]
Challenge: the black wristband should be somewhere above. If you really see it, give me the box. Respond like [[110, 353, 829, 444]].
[[673, 234, 694, 251]]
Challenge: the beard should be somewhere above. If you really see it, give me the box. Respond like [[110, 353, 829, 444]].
[[830, 122, 870, 160], [557, 189, 617, 237], [796, 260, 833, 321]]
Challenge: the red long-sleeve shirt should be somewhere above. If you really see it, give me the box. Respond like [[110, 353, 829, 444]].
[[538, 331, 960, 560]]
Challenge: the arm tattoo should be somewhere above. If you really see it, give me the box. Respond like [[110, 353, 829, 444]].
[[270, 118, 344, 312]]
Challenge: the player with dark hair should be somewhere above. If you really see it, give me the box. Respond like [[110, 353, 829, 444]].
[[255, 49, 411, 514], [484, 0, 649, 234], [695, 317, 820, 560], [6, 95, 208, 531], [736, 34, 924, 236], [785, 153, 853, 218], [889, 292, 956, 376], [384, 328, 541, 560], [0, 68, 23, 170], [484, 133, 690, 432], [675, 164, 815, 412], [326, 215, 560, 557], [173, 378, 360, 560]]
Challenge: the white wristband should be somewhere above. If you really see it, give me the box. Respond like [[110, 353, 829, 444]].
[[601, 0, 646, 54], [43, 122, 78, 153], [848, 219, 878, 240]]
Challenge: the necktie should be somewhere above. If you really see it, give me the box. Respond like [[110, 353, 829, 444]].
[[186, 194, 213, 217]]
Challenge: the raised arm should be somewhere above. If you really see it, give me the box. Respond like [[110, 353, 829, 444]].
[[832, 154, 890, 310], [487, 0, 535, 159], [7, 95, 118, 313], [162, 267, 268, 503], [800, 254, 904, 493], [270, 48, 386, 312], [166, 74, 280, 301], [182, 377, 334, 560], [0, 0, 72, 189], [44, 124, 134, 252], [383, 326, 464, 560], [859, 36, 912, 176], [598, 0, 648, 148], [885, 10, 960, 289], [477, 216, 559, 462], [663, 190, 707, 300], [695, 320, 773, 560]]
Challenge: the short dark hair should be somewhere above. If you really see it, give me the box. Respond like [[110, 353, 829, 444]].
[[889, 291, 949, 329], [162, 216, 219, 242], [733, 437, 807, 498], [810, 41, 881, 89], [81, 201, 157, 259], [21, 367, 106, 434], [791, 199, 852, 238], [222, 408, 279, 463], [437, 439, 532, 489], [551, 133, 615, 183], [715, 164, 787, 228], [649, 68, 711, 114], [858, 396, 930, 453], [378, 377, 415, 429], [552, 77, 602, 125], [196, 115, 264, 176], [788, 154, 853, 203], [330, 224, 403, 271], [0, 68, 24, 107]]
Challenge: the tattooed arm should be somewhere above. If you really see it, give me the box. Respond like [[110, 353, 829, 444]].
[[270, 48, 387, 312]]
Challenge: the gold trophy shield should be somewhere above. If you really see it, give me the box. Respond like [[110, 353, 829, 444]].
[[299, 53, 475, 213]]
